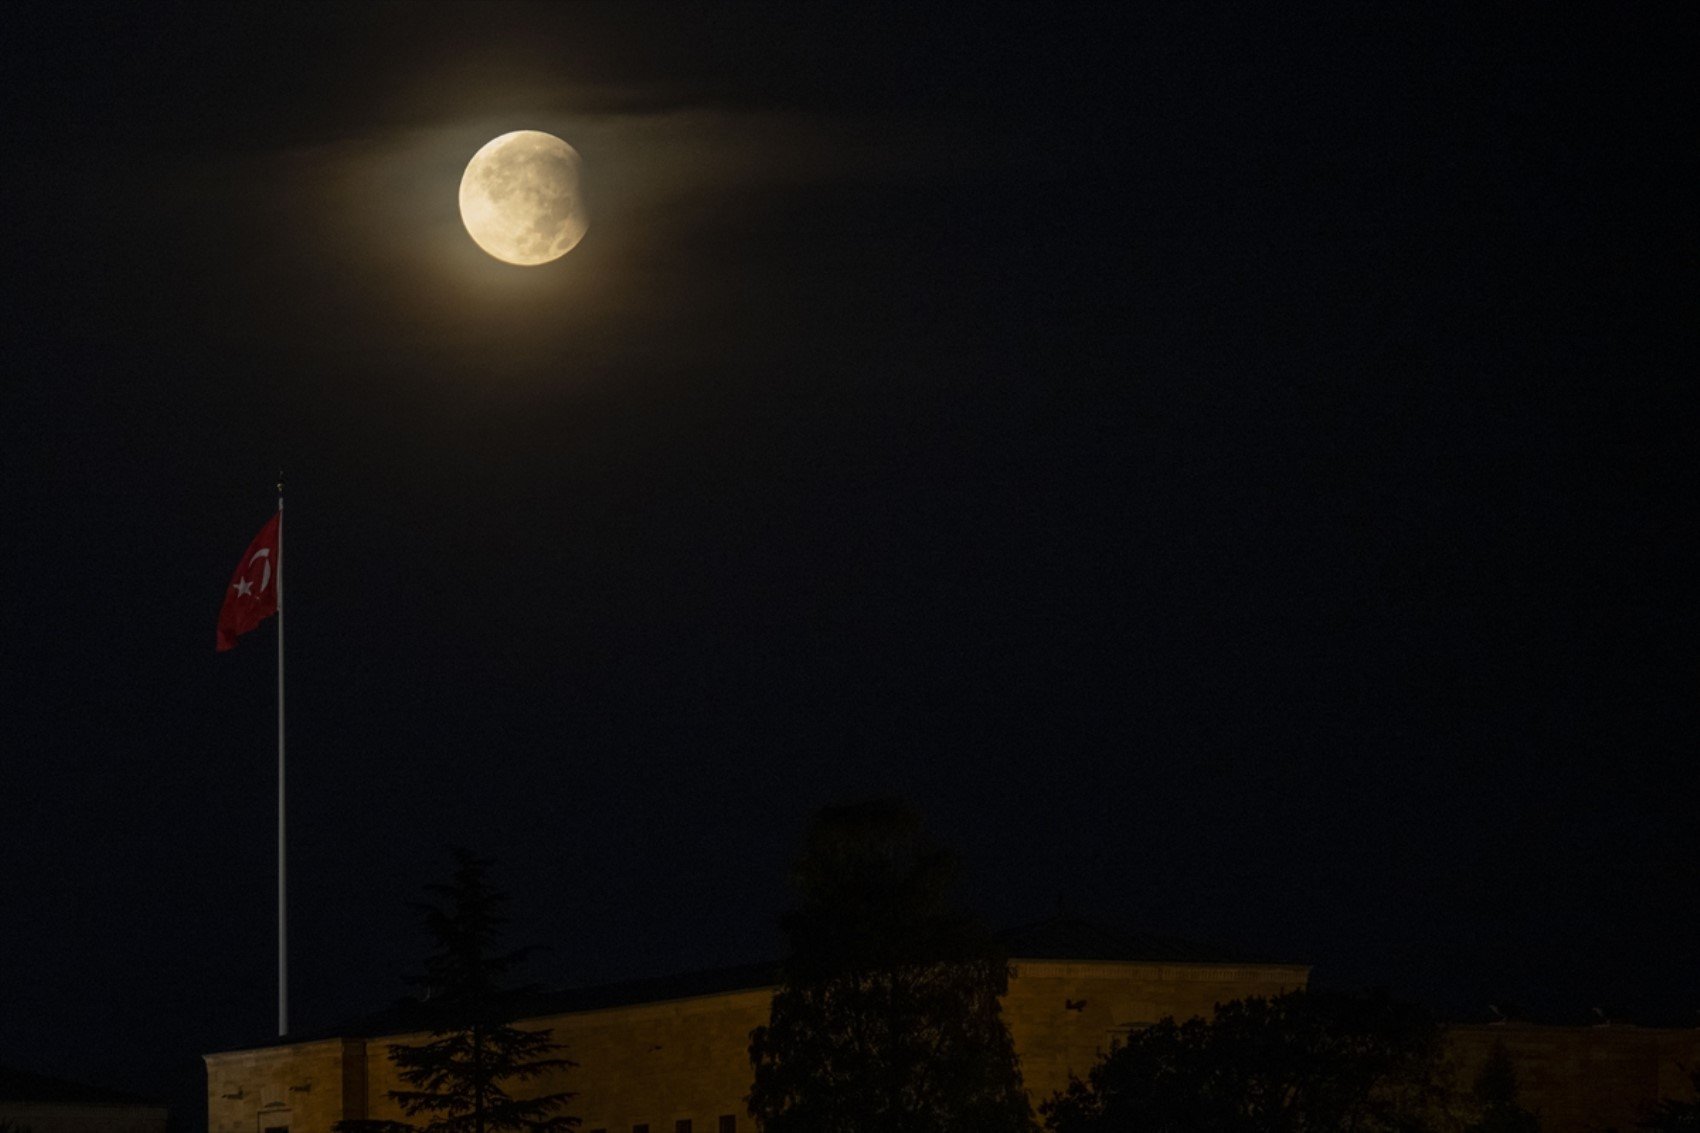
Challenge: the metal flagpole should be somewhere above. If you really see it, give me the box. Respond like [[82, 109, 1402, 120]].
[[276, 474, 287, 1037]]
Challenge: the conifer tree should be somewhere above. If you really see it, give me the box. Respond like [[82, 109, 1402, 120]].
[[1465, 1043, 1540, 1133], [343, 849, 577, 1133], [747, 799, 1036, 1133]]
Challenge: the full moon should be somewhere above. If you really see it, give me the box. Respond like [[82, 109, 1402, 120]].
[[458, 130, 588, 266]]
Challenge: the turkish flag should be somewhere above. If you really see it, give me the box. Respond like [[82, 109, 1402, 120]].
[[216, 512, 280, 652]]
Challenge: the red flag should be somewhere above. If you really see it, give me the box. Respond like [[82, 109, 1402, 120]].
[[216, 512, 281, 652]]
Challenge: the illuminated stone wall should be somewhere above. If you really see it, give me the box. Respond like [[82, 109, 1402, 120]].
[[205, 1039, 364, 1133], [205, 959, 1306, 1133], [206, 981, 1700, 1133], [359, 989, 774, 1133], [1002, 959, 1310, 1101], [1449, 1023, 1700, 1133]]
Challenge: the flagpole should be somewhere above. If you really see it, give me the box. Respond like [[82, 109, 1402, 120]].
[[276, 474, 287, 1038]]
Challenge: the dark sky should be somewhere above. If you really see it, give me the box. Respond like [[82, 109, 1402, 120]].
[[2, 1, 1693, 1118]]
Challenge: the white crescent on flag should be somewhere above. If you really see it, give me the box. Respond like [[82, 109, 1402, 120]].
[[217, 511, 281, 652]]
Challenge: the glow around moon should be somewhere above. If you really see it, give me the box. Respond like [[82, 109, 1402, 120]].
[[458, 131, 588, 266]]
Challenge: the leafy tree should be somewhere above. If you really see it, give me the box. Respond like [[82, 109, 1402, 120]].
[[1640, 1069, 1700, 1132], [1041, 987, 1457, 1133], [747, 798, 1037, 1133], [338, 849, 577, 1133], [1464, 1043, 1540, 1133]]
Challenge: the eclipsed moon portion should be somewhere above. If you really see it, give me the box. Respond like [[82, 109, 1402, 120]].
[[458, 130, 588, 266]]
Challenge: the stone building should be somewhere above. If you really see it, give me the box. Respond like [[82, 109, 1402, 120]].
[[204, 921, 1699, 1133], [205, 919, 1307, 1133], [0, 1065, 168, 1133], [1448, 1020, 1700, 1133]]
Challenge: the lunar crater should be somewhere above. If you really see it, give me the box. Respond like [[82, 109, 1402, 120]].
[[459, 130, 587, 266]]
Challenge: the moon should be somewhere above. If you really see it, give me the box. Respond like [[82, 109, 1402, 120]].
[[458, 131, 588, 266]]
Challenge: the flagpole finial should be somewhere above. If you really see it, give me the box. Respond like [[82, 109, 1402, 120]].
[[277, 469, 285, 497]]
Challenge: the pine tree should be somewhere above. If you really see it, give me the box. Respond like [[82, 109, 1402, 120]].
[[345, 849, 577, 1133], [746, 799, 1036, 1133], [1465, 1042, 1541, 1133]]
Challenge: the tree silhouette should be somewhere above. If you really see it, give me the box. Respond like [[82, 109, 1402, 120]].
[[1041, 988, 1455, 1133], [1640, 1069, 1700, 1132], [339, 849, 577, 1133], [746, 798, 1036, 1133], [1464, 1042, 1540, 1133]]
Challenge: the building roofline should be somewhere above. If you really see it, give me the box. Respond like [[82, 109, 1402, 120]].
[[210, 945, 1310, 1057]]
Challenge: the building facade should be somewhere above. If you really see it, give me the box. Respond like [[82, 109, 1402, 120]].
[[206, 947, 1698, 1133], [206, 950, 1309, 1133], [1448, 1021, 1700, 1133]]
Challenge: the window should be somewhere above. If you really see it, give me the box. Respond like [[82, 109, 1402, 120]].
[[675, 1122, 692, 1133], [719, 1118, 737, 1133], [633, 1126, 649, 1133]]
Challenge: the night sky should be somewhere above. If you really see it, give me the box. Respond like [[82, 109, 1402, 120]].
[[2, 2, 1693, 1120]]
